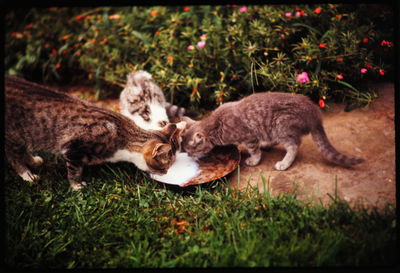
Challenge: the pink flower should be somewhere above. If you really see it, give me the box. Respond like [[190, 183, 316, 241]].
[[296, 72, 310, 83], [240, 6, 248, 13], [200, 34, 207, 41], [247, 46, 254, 50], [336, 74, 343, 80], [285, 12, 292, 18], [187, 45, 195, 50], [295, 10, 307, 17], [197, 41, 206, 49], [360, 68, 367, 74]]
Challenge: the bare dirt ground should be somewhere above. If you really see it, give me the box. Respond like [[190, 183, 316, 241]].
[[228, 82, 396, 210], [61, 82, 396, 210]]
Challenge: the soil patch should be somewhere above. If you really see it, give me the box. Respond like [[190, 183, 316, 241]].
[[229, 82, 395, 209]]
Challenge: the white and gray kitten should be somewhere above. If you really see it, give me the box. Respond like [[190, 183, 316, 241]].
[[119, 70, 185, 130]]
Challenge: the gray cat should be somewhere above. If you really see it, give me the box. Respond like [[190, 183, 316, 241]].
[[5, 76, 183, 190], [119, 70, 185, 130], [181, 92, 364, 170]]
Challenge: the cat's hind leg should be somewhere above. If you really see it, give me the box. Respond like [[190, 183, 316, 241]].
[[26, 155, 44, 168], [21, 154, 43, 181], [275, 137, 300, 171], [6, 144, 40, 183], [243, 140, 262, 166]]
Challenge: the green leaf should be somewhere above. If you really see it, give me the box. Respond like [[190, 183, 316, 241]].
[[292, 23, 322, 36], [337, 80, 359, 92], [131, 30, 149, 45], [314, 61, 322, 75]]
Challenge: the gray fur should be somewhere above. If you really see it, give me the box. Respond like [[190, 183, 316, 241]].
[[182, 92, 364, 170]]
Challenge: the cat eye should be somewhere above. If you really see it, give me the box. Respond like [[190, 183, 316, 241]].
[[158, 120, 168, 127]]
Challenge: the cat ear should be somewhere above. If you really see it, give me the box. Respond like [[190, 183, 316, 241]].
[[175, 121, 187, 130], [161, 123, 177, 136], [193, 132, 206, 144], [180, 116, 196, 128], [173, 121, 187, 137], [152, 143, 172, 158]]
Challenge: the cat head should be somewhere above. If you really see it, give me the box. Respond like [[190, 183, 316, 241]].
[[126, 70, 153, 87], [180, 116, 214, 158], [123, 70, 169, 130], [143, 122, 185, 174]]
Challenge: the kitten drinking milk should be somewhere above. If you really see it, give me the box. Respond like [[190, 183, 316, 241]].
[[5, 76, 183, 190], [119, 70, 185, 130], [182, 92, 364, 170]]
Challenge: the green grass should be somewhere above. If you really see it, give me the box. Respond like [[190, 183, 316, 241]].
[[3, 153, 396, 268]]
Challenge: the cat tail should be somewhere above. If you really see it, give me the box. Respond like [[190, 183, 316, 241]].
[[165, 102, 186, 118], [311, 123, 364, 167]]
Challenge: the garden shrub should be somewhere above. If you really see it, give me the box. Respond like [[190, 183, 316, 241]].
[[5, 4, 394, 111]]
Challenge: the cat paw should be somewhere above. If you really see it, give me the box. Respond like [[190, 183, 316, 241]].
[[70, 181, 87, 191], [245, 155, 261, 166], [32, 156, 44, 167], [274, 161, 290, 171], [19, 171, 39, 183]]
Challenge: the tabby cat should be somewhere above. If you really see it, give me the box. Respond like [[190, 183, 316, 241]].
[[119, 70, 185, 130], [5, 76, 183, 190], [181, 92, 364, 170]]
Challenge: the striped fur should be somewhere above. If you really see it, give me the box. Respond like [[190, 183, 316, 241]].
[[5, 76, 183, 190], [182, 92, 365, 170], [311, 124, 365, 166]]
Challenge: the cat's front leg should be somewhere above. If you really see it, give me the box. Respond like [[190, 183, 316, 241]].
[[66, 161, 87, 191], [243, 140, 262, 166], [61, 139, 89, 190]]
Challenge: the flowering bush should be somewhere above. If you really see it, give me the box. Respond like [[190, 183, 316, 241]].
[[5, 4, 394, 111]]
